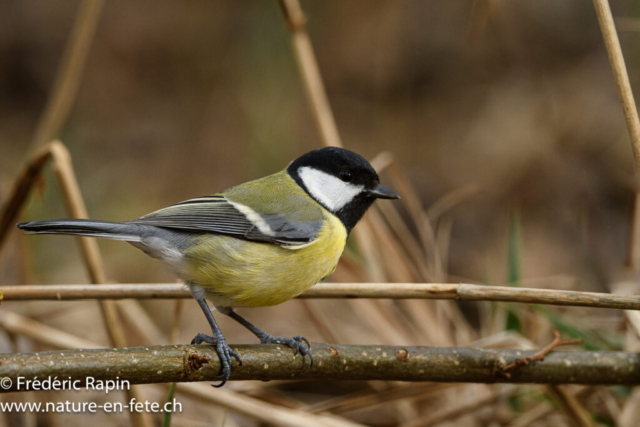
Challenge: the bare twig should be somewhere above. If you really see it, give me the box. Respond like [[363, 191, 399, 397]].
[[593, 0, 640, 172], [0, 344, 638, 390], [3, 282, 640, 310], [497, 331, 582, 377]]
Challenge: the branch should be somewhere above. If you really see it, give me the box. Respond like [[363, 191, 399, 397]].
[[0, 343, 638, 392], [2, 283, 640, 310]]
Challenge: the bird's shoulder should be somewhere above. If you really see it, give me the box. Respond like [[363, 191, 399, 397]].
[[221, 170, 325, 223], [130, 170, 327, 245]]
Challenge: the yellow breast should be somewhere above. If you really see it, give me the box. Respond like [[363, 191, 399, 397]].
[[182, 210, 347, 308]]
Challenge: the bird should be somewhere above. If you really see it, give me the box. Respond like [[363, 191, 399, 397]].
[[17, 146, 400, 386]]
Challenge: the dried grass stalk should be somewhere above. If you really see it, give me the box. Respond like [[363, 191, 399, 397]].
[[3, 282, 640, 310], [30, 0, 105, 149], [278, 0, 343, 148], [593, 0, 640, 171]]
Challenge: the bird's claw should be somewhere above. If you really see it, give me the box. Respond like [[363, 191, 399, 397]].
[[190, 333, 242, 387], [261, 334, 313, 367], [191, 332, 216, 345]]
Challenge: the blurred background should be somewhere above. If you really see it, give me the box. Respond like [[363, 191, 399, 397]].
[[1, 0, 640, 426]]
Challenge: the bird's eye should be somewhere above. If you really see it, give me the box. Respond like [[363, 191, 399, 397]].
[[339, 170, 353, 182]]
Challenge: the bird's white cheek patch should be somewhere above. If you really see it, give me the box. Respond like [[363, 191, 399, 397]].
[[298, 167, 364, 211]]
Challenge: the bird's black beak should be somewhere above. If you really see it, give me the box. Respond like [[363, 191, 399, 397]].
[[367, 183, 400, 199]]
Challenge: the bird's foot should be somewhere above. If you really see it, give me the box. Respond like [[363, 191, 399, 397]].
[[190, 333, 242, 387], [260, 334, 313, 367]]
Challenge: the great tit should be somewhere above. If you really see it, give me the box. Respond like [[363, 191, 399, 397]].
[[18, 146, 400, 386]]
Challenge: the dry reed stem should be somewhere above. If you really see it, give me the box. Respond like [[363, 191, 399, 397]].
[[30, 0, 105, 150], [384, 161, 442, 281], [360, 208, 433, 345], [595, 386, 622, 424], [178, 383, 364, 427], [367, 207, 419, 284], [277, 0, 402, 350], [277, 0, 420, 372], [302, 383, 458, 415], [5, 282, 640, 310], [368, 151, 394, 173], [45, 141, 131, 348], [297, 299, 340, 343], [602, 0, 640, 371], [435, 217, 453, 282], [547, 385, 595, 427], [374, 201, 430, 278], [381, 160, 477, 344], [593, 0, 640, 172], [427, 183, 481, 223], [115, 300, 166, 345], [0, 310, 101, 350], [48, 141, 107, 284], [0, 141, 126, 342], [466, 0, 493, 43], [620, 388, 640, 427], [627, 193, 640, 268], [0, 144, 55, 252], [505, 389, 589, 427], [169, 299, 184, 345], [278, 0, 342, 148], [611, 283, 640, 341], [1, 140, 152, 426], [371, 172, 472, 345], [1, 343, 637, 388], [401, 385, 508, 427], [382, 161, 477, 346]]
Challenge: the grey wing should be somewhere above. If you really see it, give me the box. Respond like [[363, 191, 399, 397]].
[[127, 196, 322, 245]]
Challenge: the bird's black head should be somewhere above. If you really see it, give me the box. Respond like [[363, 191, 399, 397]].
[[287, 147, 399, 232]]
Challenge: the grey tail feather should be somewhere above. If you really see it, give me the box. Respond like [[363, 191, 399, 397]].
[[17, 219, 141, 242]]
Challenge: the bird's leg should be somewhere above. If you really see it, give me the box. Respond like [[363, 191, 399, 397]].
[[190, 297, 242, 387], [225, 309, 313, 367]]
